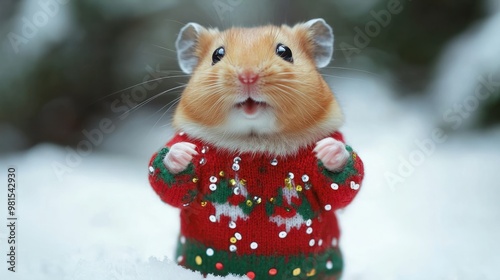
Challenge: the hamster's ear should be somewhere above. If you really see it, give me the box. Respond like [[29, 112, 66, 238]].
[[175, 22, 206, 74], [302, 18, 334, 68]]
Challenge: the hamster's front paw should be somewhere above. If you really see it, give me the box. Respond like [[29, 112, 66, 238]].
[[314, 137, 350, 172], [163, 142, 198, 174]]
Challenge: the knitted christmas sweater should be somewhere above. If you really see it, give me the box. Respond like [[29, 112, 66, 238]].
[[148, 131, 364, 280]]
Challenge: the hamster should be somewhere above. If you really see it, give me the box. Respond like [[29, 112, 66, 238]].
[[172, 18, 344, 156], [149, 19, 364, 280]]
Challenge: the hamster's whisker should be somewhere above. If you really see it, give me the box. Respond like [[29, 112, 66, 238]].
[[162, 18, 189, 28], [321, 67, 382, 77], [267, 87, 318, 126], [271, 73, 321, 84], [206, 90, 232, 113], [119, 84, 187, 119], [319, 73, 366, 82], [94, 75, 191, 103], [195, 82, 236, 94], [267, 86, 303, 105], [149, 95, 182, 120], [272, 83, 324, 113], [182, 86, 231, 113], [273, 82, 320, 101], [150, 44, 176, 53], [198, 82, 226, 89], [273, 77, 318, 88], [332, 47, 362, 51], [149, 96, 182, 134], [158, 70, 187, 74], [323, 67, 402, 83]]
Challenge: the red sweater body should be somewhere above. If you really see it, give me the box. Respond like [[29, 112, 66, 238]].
[[149, 131, 364, 279]]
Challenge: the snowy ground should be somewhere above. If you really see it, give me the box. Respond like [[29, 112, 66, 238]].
[[1, 72, 499, 280]]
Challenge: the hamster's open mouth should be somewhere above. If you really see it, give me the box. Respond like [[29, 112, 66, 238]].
[[235, 98, 269, 116]]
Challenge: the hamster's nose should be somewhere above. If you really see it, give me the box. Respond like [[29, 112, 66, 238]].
[[238, 70, 259, 85]]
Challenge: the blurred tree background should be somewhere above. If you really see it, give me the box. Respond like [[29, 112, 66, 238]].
[[0, 0, 498, 153]]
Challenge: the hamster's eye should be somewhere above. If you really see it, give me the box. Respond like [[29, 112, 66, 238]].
[[276, 43, 293, 63], [212, 46, 225, 65]]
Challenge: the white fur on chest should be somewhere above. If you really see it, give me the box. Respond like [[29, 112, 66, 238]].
[[223, 108, 278, 135], [176, 109, 343, 156]]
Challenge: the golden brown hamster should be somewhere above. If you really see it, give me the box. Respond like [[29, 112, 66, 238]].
[[148, 19, 364, 280]]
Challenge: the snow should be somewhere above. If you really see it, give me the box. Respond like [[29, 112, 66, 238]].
[[331, 75, 500, 280], [0, 143, 246, 280]]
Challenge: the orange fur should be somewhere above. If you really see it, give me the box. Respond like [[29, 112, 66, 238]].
[[173, 22, 342, 153]]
